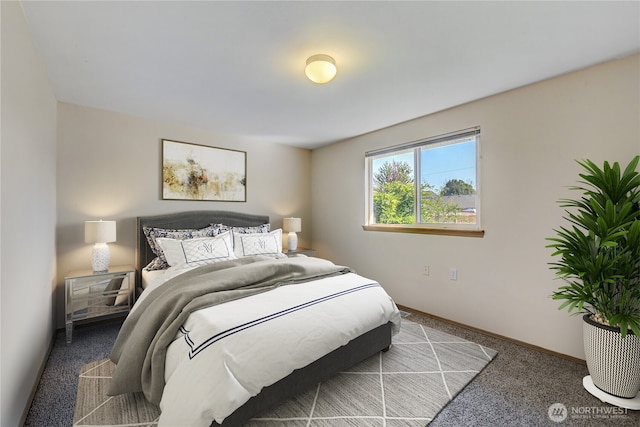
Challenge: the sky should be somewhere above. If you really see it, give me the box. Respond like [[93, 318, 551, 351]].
[[372, 139, 476, 191]]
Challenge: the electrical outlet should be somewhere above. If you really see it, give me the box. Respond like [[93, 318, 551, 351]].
[[423, 265, 430, 276], [449, 268, 457, 281]]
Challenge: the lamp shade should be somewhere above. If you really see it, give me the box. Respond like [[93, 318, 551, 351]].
[[84, 220, 116, 244], [305, 54, 337, 84], [283, 217, 301, 233]]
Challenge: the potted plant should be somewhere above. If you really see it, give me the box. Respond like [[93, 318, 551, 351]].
[[547, 155, 640, 401]]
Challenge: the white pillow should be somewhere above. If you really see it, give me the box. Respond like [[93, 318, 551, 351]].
[[157, 231, 236, 267], [233, 228, 282, 258]]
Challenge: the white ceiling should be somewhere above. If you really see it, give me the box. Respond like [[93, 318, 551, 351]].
[[20, 1, 640, 149]]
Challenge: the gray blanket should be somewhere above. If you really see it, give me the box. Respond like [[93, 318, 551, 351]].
[[108, 255, 352, 405]]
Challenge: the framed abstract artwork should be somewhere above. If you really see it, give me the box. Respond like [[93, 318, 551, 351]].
[[162, 139, 246, 201]]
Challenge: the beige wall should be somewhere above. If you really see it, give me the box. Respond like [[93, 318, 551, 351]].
[[312, 54, 640, 360], [56, 103, 312, 327], [1, 1, 58, 425]]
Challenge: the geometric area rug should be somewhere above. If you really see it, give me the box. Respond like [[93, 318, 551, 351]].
[[73, 320, 497, 426]]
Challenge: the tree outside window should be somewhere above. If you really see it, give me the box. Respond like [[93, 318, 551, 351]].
[[366, 128, 480, 229]]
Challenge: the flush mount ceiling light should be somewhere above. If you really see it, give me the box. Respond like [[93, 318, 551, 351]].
[[305, 54, 337, 84]]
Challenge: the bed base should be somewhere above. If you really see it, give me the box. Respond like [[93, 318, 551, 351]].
[[215, 322, 393, 427]]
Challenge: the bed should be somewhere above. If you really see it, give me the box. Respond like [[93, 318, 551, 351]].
[[109, 210, 400, 427]]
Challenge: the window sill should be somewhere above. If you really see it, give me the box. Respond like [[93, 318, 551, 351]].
[[362, 224, 485, 238]]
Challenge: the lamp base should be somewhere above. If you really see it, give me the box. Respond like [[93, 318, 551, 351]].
[[287, 232, 298, 251], [91, 243, 110, 272]]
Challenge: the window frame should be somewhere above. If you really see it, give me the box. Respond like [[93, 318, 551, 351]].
[[364, 127, 484, 238]]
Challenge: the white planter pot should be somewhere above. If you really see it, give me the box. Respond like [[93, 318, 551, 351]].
[[583, 314, 640, 399]]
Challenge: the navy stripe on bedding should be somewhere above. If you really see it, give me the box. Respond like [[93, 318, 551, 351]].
[[179, 282, 381, 359]]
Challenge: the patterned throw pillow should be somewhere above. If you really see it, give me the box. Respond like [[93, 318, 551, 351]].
[[233, 229, 282, 258], [214, 223, 270, 235], [143, 224, 224, 270], [157, 232, 236, 268]]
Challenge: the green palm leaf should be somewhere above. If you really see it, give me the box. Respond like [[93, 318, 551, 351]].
[[546, 155, 640, 338]]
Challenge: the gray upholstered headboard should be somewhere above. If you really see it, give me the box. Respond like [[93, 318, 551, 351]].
[[137, 210, 270, 271]]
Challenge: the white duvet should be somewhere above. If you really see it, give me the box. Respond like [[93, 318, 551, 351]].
[[137, 263, 401, 426]]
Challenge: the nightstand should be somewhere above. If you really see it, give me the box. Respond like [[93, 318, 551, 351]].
[[65, 265, 135, 344], [283, 248, 316, 257]]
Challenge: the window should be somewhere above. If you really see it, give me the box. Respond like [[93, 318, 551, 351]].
[[364, 127, 483, 237]]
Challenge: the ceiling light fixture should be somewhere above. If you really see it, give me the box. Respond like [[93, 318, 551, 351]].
[[305, 54, 337, 84]]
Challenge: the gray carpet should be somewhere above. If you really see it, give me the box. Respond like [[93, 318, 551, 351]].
[[72, 320, 496, 426], [26, 312, 640, 426], [24, 319, 124, 427]]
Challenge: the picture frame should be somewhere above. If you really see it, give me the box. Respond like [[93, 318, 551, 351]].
[[162, 139, 246, 201]]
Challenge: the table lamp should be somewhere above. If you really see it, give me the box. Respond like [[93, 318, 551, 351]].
[[283, 217, 301, 251], [85, 220, 116, 272]]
